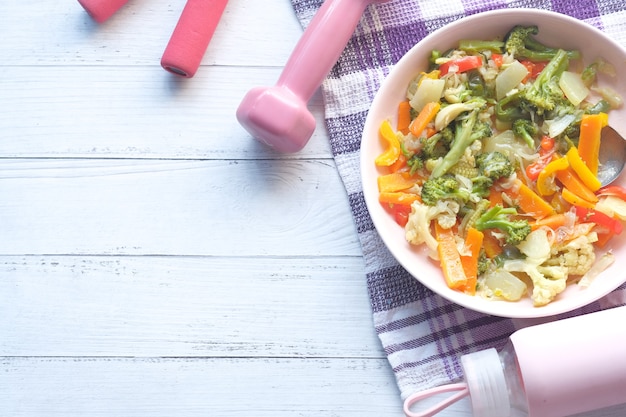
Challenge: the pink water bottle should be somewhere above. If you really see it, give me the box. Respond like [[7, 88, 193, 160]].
[[404, 306, 626, 417]]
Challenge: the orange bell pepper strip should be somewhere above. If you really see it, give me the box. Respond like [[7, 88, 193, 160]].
[[397, 100, 412, 135], [577, 112, 608, 175], [434, 222, 468, 291], [487, 187, 504, 207], [388, 153, 408, 173], [409, 101, 440, 138], [377, 172, 417, 193], [566, 146, 601, 192], [502, 179, 555, 219], [555, 167, 598, 204], [375, 120, 401, 167], [379, 192, 421, 206], [459, 227, 484, 295], [562, 187, 596, 209], [482, 230, 503, 258], [530, 213, 569, 231]]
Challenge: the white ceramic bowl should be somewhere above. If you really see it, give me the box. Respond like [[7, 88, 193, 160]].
[[361, 8, 626, 318]]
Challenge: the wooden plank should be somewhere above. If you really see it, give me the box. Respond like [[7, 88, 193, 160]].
[[0, 357, 406, 417], [0, 66, 331, 159], [0, 0, 304, 67], [0, 159, 360, 256], [0, 255, 379, 357]]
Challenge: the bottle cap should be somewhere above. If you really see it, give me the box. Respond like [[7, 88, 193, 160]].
[[461, 348, 511, 417]]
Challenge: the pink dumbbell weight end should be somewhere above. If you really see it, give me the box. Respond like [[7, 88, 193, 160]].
[[77, 0, 129, 23], [236, 0, 389, 153], [161, 0, 229, 78]]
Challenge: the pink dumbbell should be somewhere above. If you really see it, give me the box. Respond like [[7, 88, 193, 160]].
[[236, 0, 390, 153], [77, 0, 228, 78], [161, 0, 230, 78], [77, 0, 129, 23]]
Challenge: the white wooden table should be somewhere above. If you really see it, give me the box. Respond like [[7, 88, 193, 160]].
[[1, 1, 625, 416]]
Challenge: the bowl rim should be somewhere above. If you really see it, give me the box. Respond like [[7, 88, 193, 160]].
[[360, 8, 626, 318]]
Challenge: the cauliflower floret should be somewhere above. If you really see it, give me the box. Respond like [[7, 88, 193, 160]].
[[405, 200, 460, 259], [502, 228, 569, 306], [503, 260, 568, 307], [544, 233, 598, 276]]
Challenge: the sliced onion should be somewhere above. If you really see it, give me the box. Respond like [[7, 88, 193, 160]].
[[496, 60, 529, 100], [544, 113, 576, 138], [578, 252, 616, 288], [410, 78, 445, 112], [595, 195, 626, 220], [559, 71, 590, 106], [517, 228, 550, 260], [483, 269, 528, 301]]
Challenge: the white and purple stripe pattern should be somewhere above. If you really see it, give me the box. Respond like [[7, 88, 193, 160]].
[[290, 0, 626, 399]]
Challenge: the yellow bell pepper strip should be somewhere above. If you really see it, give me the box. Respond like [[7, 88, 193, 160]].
[[397, 100, 412, 135], [408, 101, 440, 138], [566, 146, 601, 192], [502, 179, 555, 219], [378, 191, 421, 206], [459, 227, 484, 295], [434, 222, 468, 291], [377, 172, 417, 193], [375, 120, 401, 167], [536, 155, 569, 196], [577, 112, 608, 175], [418, 69, 441, 84], [555, 166, 598, 204], [562, 187, 596, 209]]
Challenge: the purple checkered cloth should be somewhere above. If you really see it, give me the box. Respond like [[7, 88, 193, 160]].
[[290, 0, 626, 401]]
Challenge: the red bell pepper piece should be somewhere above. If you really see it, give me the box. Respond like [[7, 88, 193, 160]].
[[439, 55, 483, 76], [597, 185, 626, 201], [574, 206, 623, 235]]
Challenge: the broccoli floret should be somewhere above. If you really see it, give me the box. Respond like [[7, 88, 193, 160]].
[[512, 119, 539, 149], [477, 251, 492, 275], [476, 151, 514, 181], [504, 25, 580, 61], [521, 48, 573, 116], [420, 175, 470, 206], [431, 110, 491, 178], [471, 176, 494, 198], [475, 205, 531, 246], [420, 127, 454, 160]]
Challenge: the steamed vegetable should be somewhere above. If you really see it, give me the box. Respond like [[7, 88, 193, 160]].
[[374, 24, 624, 306]]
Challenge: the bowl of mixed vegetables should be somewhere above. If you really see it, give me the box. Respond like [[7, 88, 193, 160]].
[[361, 8, 626, 318]]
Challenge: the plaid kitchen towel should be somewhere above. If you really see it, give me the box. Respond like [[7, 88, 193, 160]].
[[290, 0, 626, 401]]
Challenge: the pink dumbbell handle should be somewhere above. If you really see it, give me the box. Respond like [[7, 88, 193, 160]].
[[77, 0, 129, 23], [161, 0, 229, 78], [279, 0, 379, 101]]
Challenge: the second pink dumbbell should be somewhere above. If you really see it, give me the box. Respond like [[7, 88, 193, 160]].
[[236, 0, 391, 153]]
